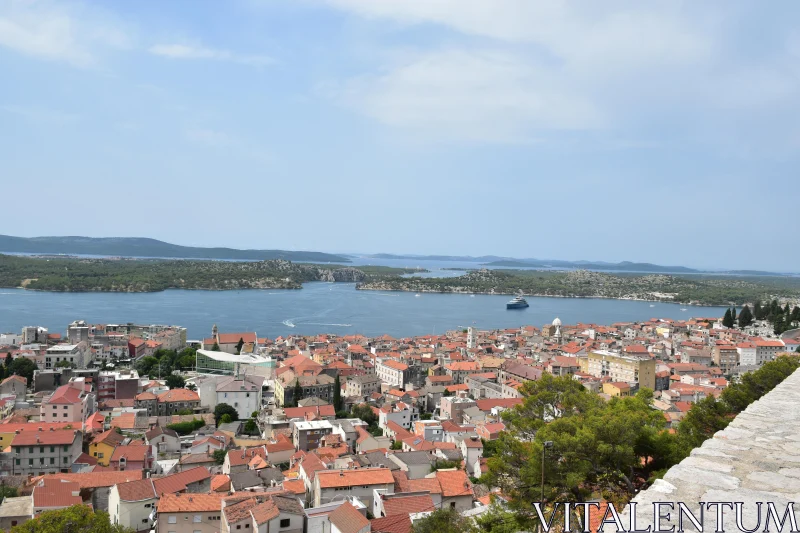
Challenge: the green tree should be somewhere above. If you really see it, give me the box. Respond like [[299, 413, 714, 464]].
[[390, 440, 403, 450], [244, 419, 258, 434], [292, 379, 303, 406], [722, 308, 734, 328], [333, 375, 343, 412], [213, 449, 227, 465], [220, 414, 233, 425], [186, 383, 197, 392], [738, 305, 754, 328], [475, 503, 525, 533], [214, 403, 239, 425], [11, 504, 133, 533], [54, 360, 75, 369], [9, 358, 37, 384], [212, 342, 220, 351], [411, 509, 476, 533], [791, 306, 800, 323], [165, 375, 186, 389], [754, 300, 765, 320], [351, 403, 377, 426], [0, 486, 17, 498], [731, 307, 737, 324], [235, 337, 245, 355]]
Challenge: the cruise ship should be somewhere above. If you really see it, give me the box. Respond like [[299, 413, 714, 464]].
[[506, 295, 529, 309]]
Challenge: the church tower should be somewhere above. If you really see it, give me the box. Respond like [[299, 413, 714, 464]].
[[212, 323, 218, 340]]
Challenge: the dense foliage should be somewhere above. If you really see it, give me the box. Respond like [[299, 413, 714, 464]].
[[0, 254, 421, 292], [166, 418, 205, 435], [214, 403, 239, 425], [11, 504, 133, 533], [485, 357, 800, 529], [411, 509, 476, 533], [358, 268, 800, 306], [135, 348, 196, 378]]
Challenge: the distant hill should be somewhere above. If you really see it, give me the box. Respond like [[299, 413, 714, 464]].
[[369, 253, 507, 262], [0, 235, 350, 263], [485, 259, 700, 273]]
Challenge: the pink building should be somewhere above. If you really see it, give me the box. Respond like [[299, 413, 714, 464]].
[[39, 383, 95, 423]]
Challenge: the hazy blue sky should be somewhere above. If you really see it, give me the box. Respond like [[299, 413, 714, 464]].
[[2, 1, 799, 270]]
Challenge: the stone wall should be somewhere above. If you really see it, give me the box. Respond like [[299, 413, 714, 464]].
[[618, 367, 800, 531]]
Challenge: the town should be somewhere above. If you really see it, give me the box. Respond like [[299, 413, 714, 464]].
[[0, 307, 797, 533]]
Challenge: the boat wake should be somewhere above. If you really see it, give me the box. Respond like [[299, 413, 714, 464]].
[[282, 320, 296, 328], [304, 322, 353, 327]]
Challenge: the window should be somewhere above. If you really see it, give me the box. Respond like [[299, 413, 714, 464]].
[[50, 446, 54, 453], [63, 413, 68, 417], [63, 457, 68, 463], [236, 526, 241, 530], [98, 452, 104, 458], [193, 515, 201, 523], [280, 519, 290, 528], [142, 519, 148, 524], [15, 459, 19, 465], [28, 459, 33, 465], [50, 458, 54, 464], [28, 447, 33, 453], [168, 516, 177, 524], [63, 446, 68, 451]]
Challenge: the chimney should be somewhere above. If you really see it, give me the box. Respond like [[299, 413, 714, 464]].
[[50, 427, 54, 432], [339, 471, 344, 477]]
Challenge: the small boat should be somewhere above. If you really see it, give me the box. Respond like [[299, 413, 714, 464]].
[[649, 304, 655, 307], [470, 294, 475, 298], [506, 295, 529, 309], [415, 293, 421, 298], [681, 308, 687, 311]]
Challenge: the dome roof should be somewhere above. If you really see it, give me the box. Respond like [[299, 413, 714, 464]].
[[552, 317, 562, 326]]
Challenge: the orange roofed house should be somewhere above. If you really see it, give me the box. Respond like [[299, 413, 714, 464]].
[[40, 383, 95, 424], [314, 468, 394, 508]]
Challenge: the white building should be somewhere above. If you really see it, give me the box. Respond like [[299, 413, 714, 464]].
[[375, 360, 408, 388], [215, 374, 264, 420], [45, 343, 92, 369], [108, 479, 157, 532]]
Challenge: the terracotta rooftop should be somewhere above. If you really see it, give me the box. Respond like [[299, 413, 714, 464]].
[[316, 468, 394, 489], [116, 478, 157, 502], [32, 478, 82, 508], [329, 501, 370, 533], [157, 492, 224, 513]]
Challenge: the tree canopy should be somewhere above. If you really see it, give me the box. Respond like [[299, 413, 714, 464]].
[[11, 505, 132, 533], [214, 403, 239, 425], [165, 375, 186, 390], [411, 509, 475, 533], [9, 357, 37, 384]]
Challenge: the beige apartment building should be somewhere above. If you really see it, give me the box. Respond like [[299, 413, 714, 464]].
[[580, 350, 656, 391]]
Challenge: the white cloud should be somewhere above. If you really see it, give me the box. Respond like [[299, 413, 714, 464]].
[[0, 0, 130, 67], [331, 49, 604, 142], [149, 43, 273, 66], [321, 1, 800, 147]]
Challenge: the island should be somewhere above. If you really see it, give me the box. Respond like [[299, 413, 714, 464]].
[[0, 254, 423, 292], [355, 268, 800, 306]]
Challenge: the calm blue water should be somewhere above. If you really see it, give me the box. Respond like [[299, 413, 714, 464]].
[[0, 283, 725, 340]]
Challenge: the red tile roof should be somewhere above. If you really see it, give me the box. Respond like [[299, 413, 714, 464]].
[[45, 385, 82, 405], [12, 430, 79, 446], [382, 494, 434, 517], [329, 501, 370, 533], [35, 470, 143, 489], [157, 389, 200, 403], [435, 469, 473, 497], [152, 466, 211, 495], [316, 468, 394, 489], [111, 444, 150, 463], [116, 478, 157, 502], [372, 514, 412, 533], [157, 492, 224, 513], [32, 478, 82, 508]]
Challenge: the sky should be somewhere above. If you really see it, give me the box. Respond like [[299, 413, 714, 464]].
[[1, 1, 799, 271]]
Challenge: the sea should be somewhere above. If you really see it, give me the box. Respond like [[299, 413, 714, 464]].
[[0, 255, 727, 340]]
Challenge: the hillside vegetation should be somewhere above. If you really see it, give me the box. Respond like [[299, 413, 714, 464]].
[[356, 268, 800, 306], [0, 254, 419, 292]]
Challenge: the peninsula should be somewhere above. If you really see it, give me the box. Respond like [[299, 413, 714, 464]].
[[356, 268, 800, 306]]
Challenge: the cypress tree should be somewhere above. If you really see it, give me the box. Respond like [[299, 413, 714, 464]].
[[738, 305, 754, 328], [754, 301, 764, 320], [722, 308, 733, 328], [333, 375, 343, 412], [731, 307, 737, 324], [791, 306, 800, 323], [292, 379, 303, 407]]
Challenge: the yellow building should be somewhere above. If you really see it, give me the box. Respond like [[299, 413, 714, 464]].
[[581, 350, 656, 391], [89, 428, 125, 466], [602, 382, 632, 398]]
